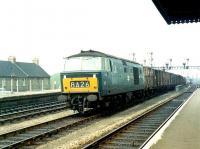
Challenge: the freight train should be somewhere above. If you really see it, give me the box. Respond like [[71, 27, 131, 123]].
[[61, 50, 186, 113]]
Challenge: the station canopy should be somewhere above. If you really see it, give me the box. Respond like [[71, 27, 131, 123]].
[[153, 0, 200, 24]]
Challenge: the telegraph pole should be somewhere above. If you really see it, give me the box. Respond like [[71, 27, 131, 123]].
[[166, 63, 169, 69], [131, 53, 136, 62], [149, 52, 153, 68], [143, 59, 146, 66], [169, 58, 172, 69], [186, 58, 189, 69]]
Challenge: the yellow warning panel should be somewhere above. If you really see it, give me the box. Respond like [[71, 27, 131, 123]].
[[63, 77, 98, 93]]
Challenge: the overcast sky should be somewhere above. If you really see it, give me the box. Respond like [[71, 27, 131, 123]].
[[0, 0, 200, 75]]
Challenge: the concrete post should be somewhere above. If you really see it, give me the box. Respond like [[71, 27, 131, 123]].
[[11, 78, 13, 92], [42, 80, 44, 91], [29, 80, 32, 91], [16, 79, 19, 92], [1, 80, 3, 90]]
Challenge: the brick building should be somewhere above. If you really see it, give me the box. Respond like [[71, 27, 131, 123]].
[[0, 57, 50, 92]]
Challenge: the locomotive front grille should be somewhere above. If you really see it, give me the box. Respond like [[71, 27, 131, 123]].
[[63, 77, 98, 93]]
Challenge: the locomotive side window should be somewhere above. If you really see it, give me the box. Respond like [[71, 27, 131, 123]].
[[133, 67, 139, 85], [140, 69, 142, 74], [111, 60, 117, 73], [109, 59, 112, 72], [104, 58, 111, 72], [124, 67, 127, 73], [113, 65, 117, 73], [122, 60, 127, 73], [122, 60, 127, 66]]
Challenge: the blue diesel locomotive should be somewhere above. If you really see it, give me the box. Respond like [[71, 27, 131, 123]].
[[61, 50, 185, 113]]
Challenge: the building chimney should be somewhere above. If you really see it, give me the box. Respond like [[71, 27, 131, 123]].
[[32, 58, 39, 65], [8, 56, 16, 63]]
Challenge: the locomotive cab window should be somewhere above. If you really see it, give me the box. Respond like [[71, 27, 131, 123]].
[[64, 56, 102, 71]]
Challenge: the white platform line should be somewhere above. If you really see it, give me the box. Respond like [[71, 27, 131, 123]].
[[142, 89, 197, 149]]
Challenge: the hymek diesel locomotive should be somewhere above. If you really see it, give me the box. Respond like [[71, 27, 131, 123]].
[[61, 50, 185, 113]]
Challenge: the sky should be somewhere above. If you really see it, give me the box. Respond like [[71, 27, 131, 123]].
[[0, 0, 200, 75]]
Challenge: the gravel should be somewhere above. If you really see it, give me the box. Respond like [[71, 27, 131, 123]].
[[0, 110, 74, 136], [35, 89, 187, 149]]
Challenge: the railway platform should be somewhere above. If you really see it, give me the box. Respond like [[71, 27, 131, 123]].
[[148, 88, 200, 149], [0, 89, 60, 99]]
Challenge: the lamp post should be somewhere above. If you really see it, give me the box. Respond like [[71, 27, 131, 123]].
[[148, 52, 153, 68], [183, 62, 186, 69], [166, 63, 169, 69], [169, 58, 172, 69], [143, 59, 146, 66], [186, 58, 189, 69]]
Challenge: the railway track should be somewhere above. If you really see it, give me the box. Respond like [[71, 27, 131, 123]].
[[0, 87, 195, 148], [83, 87, 196, 149], [0, 100, 68, 125], [0, 112, 100, 149]]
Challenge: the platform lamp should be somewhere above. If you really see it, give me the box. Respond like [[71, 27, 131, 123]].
[[186, 58, 189, 69], [148, 52, 153, 68], [165, 63, 169, 70], [143, 59, 146, 66], [183, 62, 186, 69], [169, 58, 172, 69]]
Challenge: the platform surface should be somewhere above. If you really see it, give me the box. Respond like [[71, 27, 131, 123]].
[[150, 88, 200, 149], [0, 89, 60, 99]]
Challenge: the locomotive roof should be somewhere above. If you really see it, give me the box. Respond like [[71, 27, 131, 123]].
[[67, 50, 141, 65]]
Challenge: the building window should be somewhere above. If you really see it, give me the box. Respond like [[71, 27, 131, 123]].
[[2, 79, 6, 87], [23, 79, 26, 86]]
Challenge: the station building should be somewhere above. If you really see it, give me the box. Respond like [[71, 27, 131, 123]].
[[0, 56, 50, 92]]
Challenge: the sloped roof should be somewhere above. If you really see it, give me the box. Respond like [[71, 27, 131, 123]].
[[16, 62, 50, 78], [0, 61, 27, 77], [0, 60, 49, 78]]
